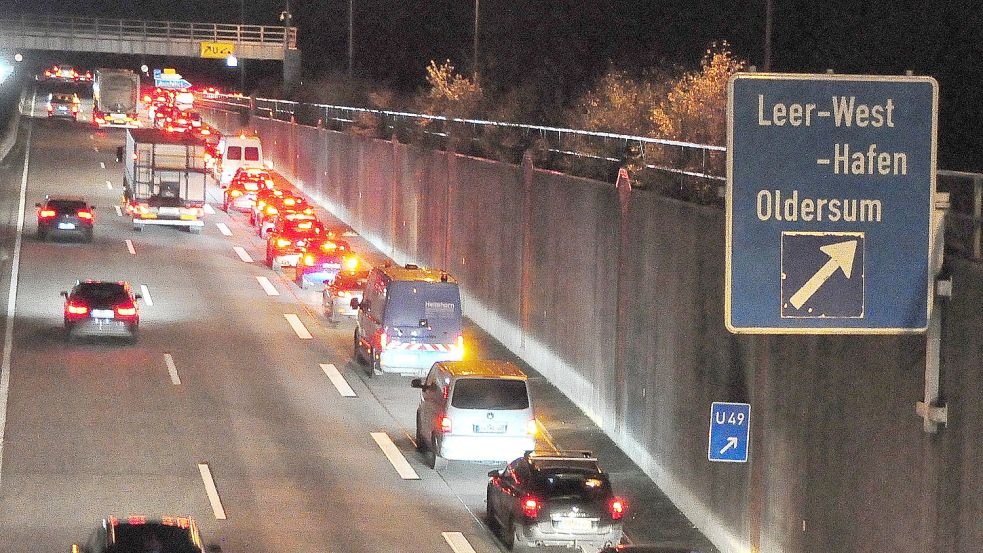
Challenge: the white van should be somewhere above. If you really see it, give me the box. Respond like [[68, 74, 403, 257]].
[[412, 360, 537, 471], [216, 134, 264, 187]]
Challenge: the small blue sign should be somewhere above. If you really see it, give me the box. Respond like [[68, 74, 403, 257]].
[[726, 73, 937, 334], [154, 79, 192, 90], [708, 402, 750, 463]]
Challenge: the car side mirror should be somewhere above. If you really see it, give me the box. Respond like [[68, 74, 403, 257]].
[[205, 545, 223, 553], [134, 294, 143, 300], [60, 291, 68, 298], [410, 378, 424, 388], [488, 469, 501, 478], [34, 203, 41, 208], [350, 297, 361, 310]]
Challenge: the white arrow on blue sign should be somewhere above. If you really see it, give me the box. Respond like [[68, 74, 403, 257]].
[[708, 402, 751, 463]]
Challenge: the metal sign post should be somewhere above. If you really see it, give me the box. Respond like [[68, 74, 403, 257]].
[[726, 73, 938, 334]]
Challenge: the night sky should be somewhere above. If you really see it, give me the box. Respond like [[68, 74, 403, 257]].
[[4, 0, 980, 170]]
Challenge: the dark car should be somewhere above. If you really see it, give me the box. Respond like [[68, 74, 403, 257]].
[[486, 451, 626, 553], [323, 268, 369, 320], [47, 92, 80, 120], [62, 281, 141, 343], [36, 196, 94, 242], [72, 515, 218, 553]]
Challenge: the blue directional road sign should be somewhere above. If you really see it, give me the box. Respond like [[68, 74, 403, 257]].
[[726, 73, 938, 334], [708, 402, 750, 463]]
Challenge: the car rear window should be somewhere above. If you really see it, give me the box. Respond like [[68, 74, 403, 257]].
[[451, 378, 529, 410], [385, 281, 461, 328], [75, 283, 128, 303], [49, 200, 86, 212], [226, 146, 241, 161], [242, 181, 260, 191], [244, 146, 260, 161], [537, 471, 612, 499], [108, 523, 198, 553]]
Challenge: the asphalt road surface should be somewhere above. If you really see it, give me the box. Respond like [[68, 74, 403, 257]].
[[0, 86, 717, 553]]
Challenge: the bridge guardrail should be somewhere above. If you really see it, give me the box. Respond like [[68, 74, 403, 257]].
[[0, 15, 296, 48], [202, 93, 982, 261]]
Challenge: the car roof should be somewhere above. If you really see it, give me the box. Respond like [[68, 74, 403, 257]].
[[377, 264, 458, 284], [435, 360, 526, 379], [45, 194, 87, 202]]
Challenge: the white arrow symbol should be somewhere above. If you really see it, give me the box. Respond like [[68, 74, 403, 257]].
[[789, 239, 858, 310], [719, 436, 739, 454]]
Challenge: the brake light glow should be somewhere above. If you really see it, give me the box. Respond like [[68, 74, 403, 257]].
[[275, 238, 292, 248], [230, 190, 243, 197], [39, 209, 57, 219], [47, 105, 53, 113], [265, 206, 278, 215], [378, 330, 388, 349], [344, 256, 359, 271], [127, 515, 147, 525], [115, 303, 137, 319], [65, 301, 89, 316], [303, 254, 316, 266], [609, 497, 626, 520], [456, 334, 464, 352], [76, 210, 93, 220], [439, 415, 452, 433], [521, 496, 542, 519], [526, 419, 538, 436]]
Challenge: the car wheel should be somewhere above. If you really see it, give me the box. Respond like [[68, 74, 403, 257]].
[[36, 228, 46, 241], [370, 348, 383, 377], [248, 213, 255, 225], [415, 412, 427, 451], [83, 229, 93, 243], [503, 517, 516, 550], [485, 488, 499, 534], [353, 329, 365, 365], [222, 200, 229, 212], [427, 436, 448, 471], [265, 249, 274, 268], [188, 225, 202, 234]]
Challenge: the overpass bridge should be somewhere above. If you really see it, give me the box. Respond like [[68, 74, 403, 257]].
[[0, 14, 301, 83]]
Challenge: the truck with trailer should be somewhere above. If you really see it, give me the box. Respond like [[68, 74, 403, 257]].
[[122, 129, 208, 233], [92, 68, 141, 127]]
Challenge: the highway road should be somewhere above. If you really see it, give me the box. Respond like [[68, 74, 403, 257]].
[[0, 85, 716, 553]]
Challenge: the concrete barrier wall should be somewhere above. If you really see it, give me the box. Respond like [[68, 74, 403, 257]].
[[202, 107, 983, 553]]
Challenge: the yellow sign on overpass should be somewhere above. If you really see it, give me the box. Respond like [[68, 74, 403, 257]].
[[200, 41, 235, 59]]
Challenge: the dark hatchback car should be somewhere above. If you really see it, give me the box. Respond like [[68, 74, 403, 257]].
[[36, 196, 94, 242], [323, 269, 370, 320], [72, 515, 219, 553], [487, 451, 626, 553], [62, 281, 141, 343]]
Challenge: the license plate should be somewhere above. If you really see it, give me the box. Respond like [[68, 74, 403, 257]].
[[475, 423, 507, 433], [554, 518, 596, 533], [323, 263, 341, 270], [159, 207, 180, 215], [57, 106, 68, 111], [57, 222, 75, 230], [91, 309, 114, 318]]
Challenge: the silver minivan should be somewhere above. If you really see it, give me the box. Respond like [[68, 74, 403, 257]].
[[352, 264, 464, 376], [412, 360, 537, 470]]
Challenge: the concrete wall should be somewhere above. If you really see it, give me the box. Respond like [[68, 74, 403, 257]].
[[202, 107, 983, 553]]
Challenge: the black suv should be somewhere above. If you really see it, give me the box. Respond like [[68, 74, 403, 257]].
[[62, 281, 141, 343], [486, 451, 626, 553], [36, 196, 94, 242], [72, 515, 219, 553]]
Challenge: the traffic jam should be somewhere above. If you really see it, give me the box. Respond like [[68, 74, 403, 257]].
[[30, 65, 648, 553]]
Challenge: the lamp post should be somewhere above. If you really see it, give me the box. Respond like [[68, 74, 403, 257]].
[[239, 0, 246, 92], [348, 0, 354, 77], [472, 0, 479, 80]]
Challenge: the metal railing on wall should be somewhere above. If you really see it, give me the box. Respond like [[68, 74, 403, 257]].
[[0, 15, 297, 48], [201, 94, 983, 262]]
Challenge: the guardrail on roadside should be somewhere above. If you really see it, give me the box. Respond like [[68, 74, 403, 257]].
[[201, 94, 983, 261], [0, 14, 297, 48]]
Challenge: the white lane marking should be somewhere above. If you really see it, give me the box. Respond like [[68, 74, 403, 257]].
[[320, 363, 356, 397], [114, 205, 122, 217], [216, 222, 232, 236], [442, 532, 477, 553], [197, 463, 228, 520], [233, 246, 253, 263], [203, 203, 215, 215], [125, 239, 136, 255], [284, 314, 313, 339], [140, 284, 154, 306], [89, 134, 94, 140], [0, 95, 35, 490], [105, 180, 113, 190], [93, 146, 98, 152], [99, 162, 105, 169], [256, 276, 279, 296], [164, 353, 181, 385], [370, 432, 420, 480]]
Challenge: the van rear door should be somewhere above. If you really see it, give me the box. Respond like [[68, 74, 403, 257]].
[[385, 281, 462, 346]]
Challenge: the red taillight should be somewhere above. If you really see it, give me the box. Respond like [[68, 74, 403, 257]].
[[65, 301, 89, 317], [608, 497, 626, 520], [275, 238, 291, 249], [127, 515, 147, 525], [47, 105, 53, 113], [442, 384, 449, 400], [39, 209, 57, 219], [303, 253, 316, 266], [76, 210, 93, 220], [439, 415, 452, 433], [230, 189, 243, 197], [378, 330, 388, 350], [521, 496, 542, 519], [115, 302, 137, 319], [72, 105, 78, 113]]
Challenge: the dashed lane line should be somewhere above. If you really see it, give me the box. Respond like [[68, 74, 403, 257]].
[[140, 284, 154, 306], [370, 432, 420, 480], [114, 205, 122, 217], [320, 363, 357, 397], [99, 162, 105, 169], [164, 353, 181, 385], [283, 313, 313, 339], [256, 276, 279, 296], [203, 203, 215, 215], [105, 180, 113, 190], [441, 532, 477, 553], [125, 240, 136, 255], [216, 222, 232, 236], [197, 463, 227, 520], [233, 247, 253, 263]]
